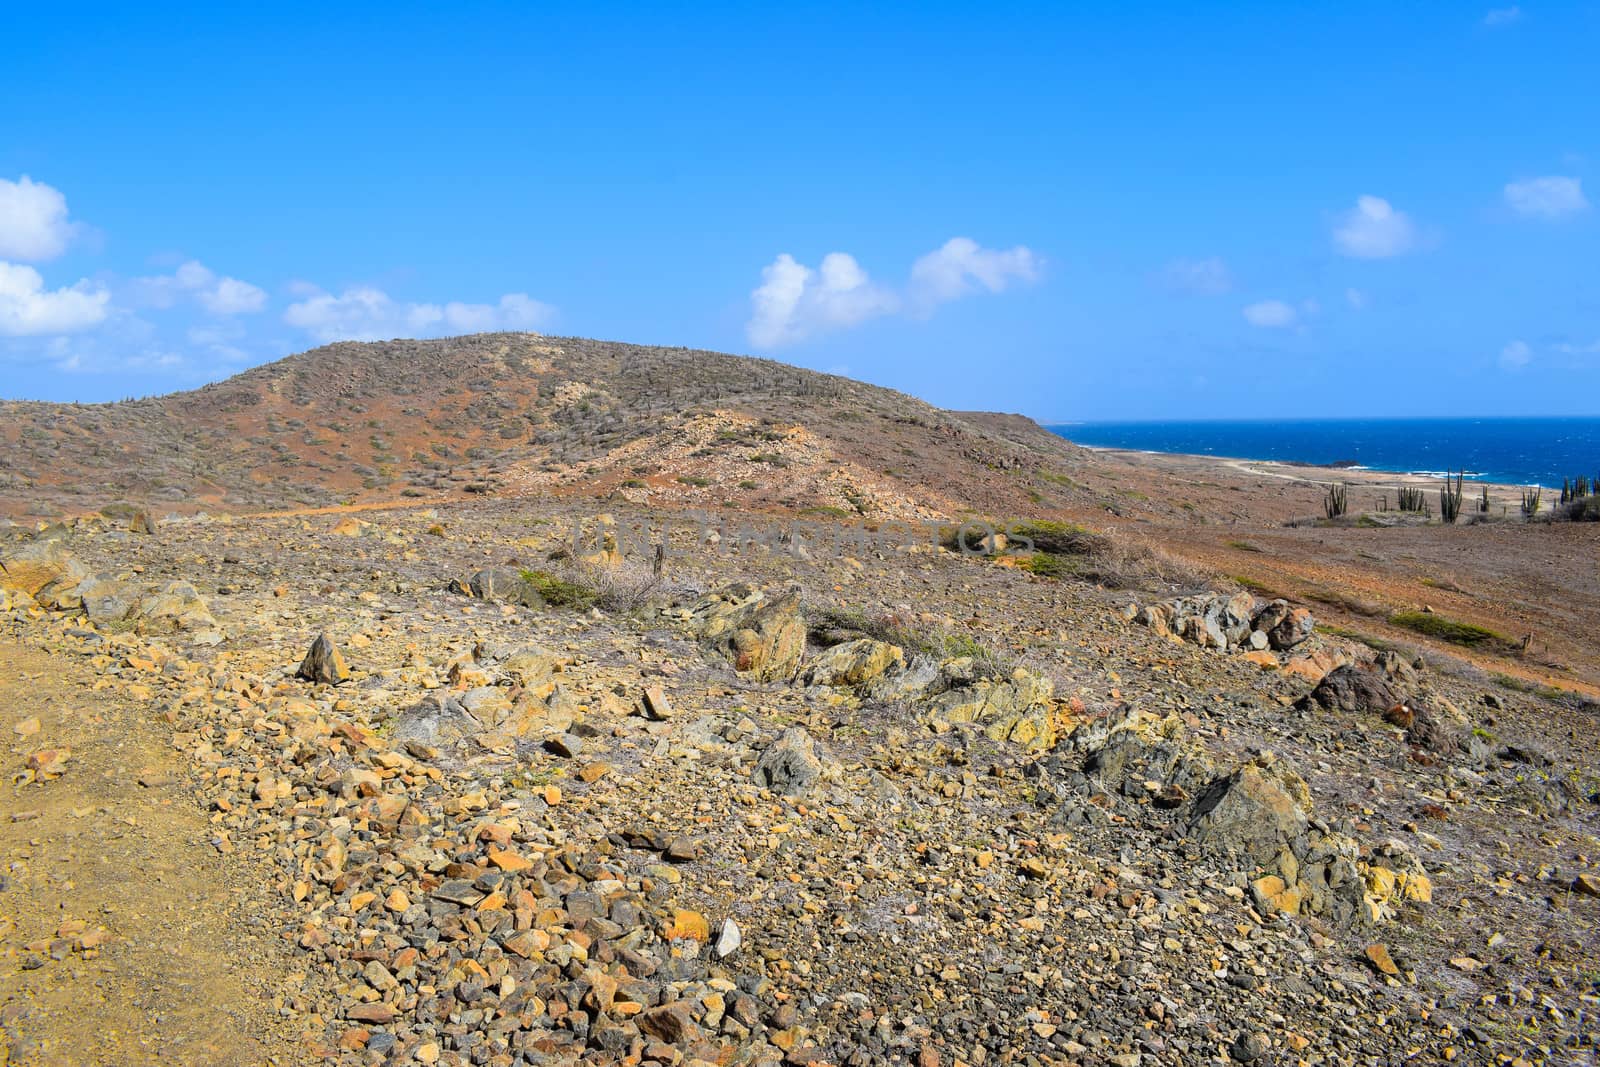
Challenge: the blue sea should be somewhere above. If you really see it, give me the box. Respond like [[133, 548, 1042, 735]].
[[1046, 417, 1600, 488]]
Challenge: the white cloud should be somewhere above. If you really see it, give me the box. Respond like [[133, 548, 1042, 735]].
[[0, 176, 78, 262], [1159, 256, 1232, 296], [0, 262, 110, 335], [283, 286, 553, 343], [1332, 195, 1419, 258], [1483, 6, 1522, 26], [1242, 299, 1298, 328], [1499, 340, 1532, 369], [907, 237, 1040, 311], [746, 237, 1038, 347], [1504, 176, 1589, 220], [747, 253, 898, 348], [1346, 287, 1368, 310], [132, 259, 267, 315], [1553, 339, 1600, 356]]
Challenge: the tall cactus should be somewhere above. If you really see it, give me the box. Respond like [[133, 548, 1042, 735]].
[[1440, 469, 1464, 524], [1521, 486, 1542, 518]]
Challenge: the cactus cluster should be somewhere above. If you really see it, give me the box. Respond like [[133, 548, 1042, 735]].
[[1559, 475, 1597, 504], [1396, 486, 1426, 513], [1324, 482, 1348, 519], [1521, 486, 1542, 517]]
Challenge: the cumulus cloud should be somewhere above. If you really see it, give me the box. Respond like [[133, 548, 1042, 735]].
[[133, 260, 267, 315], [1499, 340, 1532, 369], [1332, 196, 1418, 258], [283, 286, 554, 343], [1504, 176, 1589, 220], [746, 237, 1039, 348], [906, 238, 1040, 310], [747, 253, 898, 348], [1158, 256, 1232, 296], [1483, 6, 1522, 26], [0, 262, 110, 336], [1241, 299, 1299, 328], [0, 176, 79, 261]]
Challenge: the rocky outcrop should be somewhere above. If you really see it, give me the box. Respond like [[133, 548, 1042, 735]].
[[1133, 593, 1314, 655], [0, 539, 89, 611], [676, 584, 806, 683], [1065, 707, 1430, 928], [800, 638, 905, 688]]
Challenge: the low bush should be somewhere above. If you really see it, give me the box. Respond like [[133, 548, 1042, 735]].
[[1389, 610, 1511, 649]]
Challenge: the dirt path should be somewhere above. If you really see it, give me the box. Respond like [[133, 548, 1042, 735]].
[[0, 635, 299, 1066]]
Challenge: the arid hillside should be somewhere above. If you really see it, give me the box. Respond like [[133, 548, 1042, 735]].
[[0, 334, 1093, 521]]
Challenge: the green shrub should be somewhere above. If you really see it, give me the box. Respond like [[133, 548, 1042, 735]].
[[1389, 610, 1510, 649], [1021, 552, 1072, 578], [1006, 519, 1105, 555], [518, 568, 597, 610]]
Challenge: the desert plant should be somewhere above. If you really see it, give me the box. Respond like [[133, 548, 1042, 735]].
[[1324, 483, 1348, 519], [1389, 610, 1513, 649], [1439, 470, 1464, 524], [1521, 486, 1542, 518], [1478, 485, 1490, 513], [1396, 486, 1426, 513]]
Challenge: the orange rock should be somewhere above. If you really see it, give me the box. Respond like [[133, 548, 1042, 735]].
[[1365, 943, 1400, 976], [1241, 650, 1279, 670], [487, 847, 533, 872], [666, 909, 709, 941]]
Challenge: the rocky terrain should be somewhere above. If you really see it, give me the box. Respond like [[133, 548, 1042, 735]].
[[2, 336, 1599, 1066]]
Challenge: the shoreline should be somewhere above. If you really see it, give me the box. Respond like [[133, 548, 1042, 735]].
[[1074, 443, 1552, 494]]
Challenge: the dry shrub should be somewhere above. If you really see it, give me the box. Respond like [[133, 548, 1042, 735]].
[[557, 556, 668, 614], [1076, 531, 1215, 594]]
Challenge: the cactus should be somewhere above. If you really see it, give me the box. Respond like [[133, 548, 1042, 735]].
[[1478, 485, 1490, 513], [1440, 469, 1464, 524], [1521, 486, 1542, 518], [1324, 482, 1348, 519], [1397, 486, 1426, 512]]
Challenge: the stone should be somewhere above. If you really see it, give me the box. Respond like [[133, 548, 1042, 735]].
[[639, 1002, 701, 1046], [1572, 873, 1600, 897], [1364, 943, 1400, 977], [0, 540, 88, 610], [135, 581, 218, 633], [1301, 665, 1396, 716], [641, 685, 674, 720], [801, 638, 906, 688], [546, 733, 584, 758], [715, 917, 741, 958], [1188, 752, 1312, 866], [754, 727, 836, 796], [77, 577, 137, 625], [688, 584, 806, 682], [666, 909, 709, 941], [297, 633, 350, 685]]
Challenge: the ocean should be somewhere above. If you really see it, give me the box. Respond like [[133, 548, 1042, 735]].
[[1046, 417, 1600, 489]]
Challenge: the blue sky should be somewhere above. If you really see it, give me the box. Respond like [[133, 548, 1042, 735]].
[[2, 2, 1596, 418]]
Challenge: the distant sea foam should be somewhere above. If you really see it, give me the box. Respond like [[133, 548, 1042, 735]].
[[1046, 417, 1600, 488]]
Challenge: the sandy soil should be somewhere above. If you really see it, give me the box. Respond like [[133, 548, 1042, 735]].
[[0, 635, 303, 1066]]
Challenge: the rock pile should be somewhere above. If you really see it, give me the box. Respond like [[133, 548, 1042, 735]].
[[1132, 592, 1314, 655]]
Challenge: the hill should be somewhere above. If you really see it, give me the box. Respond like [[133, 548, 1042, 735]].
[[0, 333, 1091, 521]]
